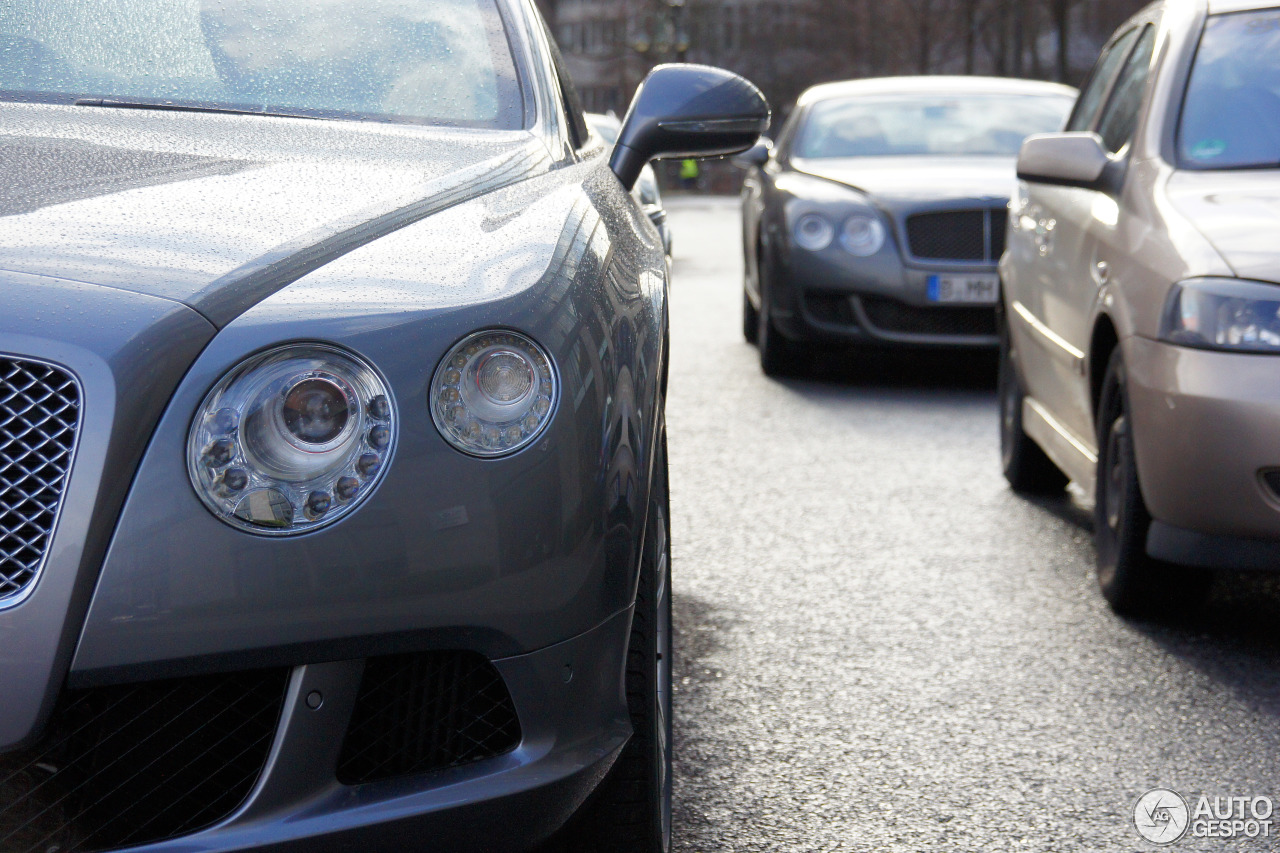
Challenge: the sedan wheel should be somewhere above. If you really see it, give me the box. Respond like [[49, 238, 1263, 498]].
[[743, 289, 759, 344], [1094, 350, 1210, 615], [755, 246, 807, 377], [998, 307, 1066, 494]]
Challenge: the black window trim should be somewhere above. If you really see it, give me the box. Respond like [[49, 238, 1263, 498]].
[[1066, 26, 1142, 135], [1093, 24, 1158, 155]]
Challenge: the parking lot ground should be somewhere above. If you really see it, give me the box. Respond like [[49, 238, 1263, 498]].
[[660, 195, 1280, 853]]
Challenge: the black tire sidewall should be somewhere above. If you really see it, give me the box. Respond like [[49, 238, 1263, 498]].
[[1094, 351, 1151, 607], [756, 246, 803, 377], [997, 305, 1066, 493]]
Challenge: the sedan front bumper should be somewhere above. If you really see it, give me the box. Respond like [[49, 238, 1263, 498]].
[[772, 244, 999, 349], [1126, 335, 1280, 557], [4, 608, 632, 853]]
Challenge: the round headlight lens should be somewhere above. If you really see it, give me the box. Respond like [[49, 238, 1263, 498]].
[[794, 214, 835, 252], [431, 330, 557, 457], [840, 215, 886, 256], [187, 344, 396, 535]]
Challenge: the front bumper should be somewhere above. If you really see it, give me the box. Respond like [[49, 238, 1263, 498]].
[[1126, 335, 1280, 548], [3, 608, 632, 853], [771, 244, 999, 349]]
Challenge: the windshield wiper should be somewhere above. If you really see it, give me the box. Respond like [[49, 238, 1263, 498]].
[[73, 98, 318, 120]]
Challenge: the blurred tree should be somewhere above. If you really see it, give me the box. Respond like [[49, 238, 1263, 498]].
[[536, 0, 1150, 124]]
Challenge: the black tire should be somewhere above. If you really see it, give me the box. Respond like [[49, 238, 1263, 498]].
[[559, 430, 673, 853], [743, 287, 759, 344], [998, 307, 1067, 494], [756, 246, 807, 377], [1094, 350, 1211, 615]]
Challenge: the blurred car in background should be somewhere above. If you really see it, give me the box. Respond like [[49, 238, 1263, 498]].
[[739, 76, 1075, 375], [1001, 0, 1280, 614], [588, 112, 673, 258]]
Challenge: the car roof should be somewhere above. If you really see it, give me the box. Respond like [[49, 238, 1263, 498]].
[[1208, 0, 1280, 11], [795, 76, 1079, 109]]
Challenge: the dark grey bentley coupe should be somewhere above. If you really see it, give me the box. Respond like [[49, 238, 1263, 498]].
[[738, 76, 1075, 375], [0, 2, 767, 852]]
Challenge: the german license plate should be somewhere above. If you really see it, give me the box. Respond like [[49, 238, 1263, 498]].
[[927, 274, 999, 305]]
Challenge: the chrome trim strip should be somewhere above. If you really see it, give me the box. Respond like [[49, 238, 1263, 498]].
[[1025, 396, 1097, 465], [1010, 299, 1086, 361]]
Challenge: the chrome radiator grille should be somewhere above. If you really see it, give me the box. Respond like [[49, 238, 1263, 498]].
[[0, 358, 80, 604]]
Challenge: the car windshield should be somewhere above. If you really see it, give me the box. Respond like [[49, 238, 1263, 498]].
[[0, 0, 525, 129], [1179, 10, 1280, 169], [794, 93, 1073, 158]]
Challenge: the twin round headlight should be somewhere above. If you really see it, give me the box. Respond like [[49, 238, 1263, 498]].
[[188, 345, 397, 535], [429, 330, 558, 458], [794, 213, 886, 257], [190, 332, 558, 535]]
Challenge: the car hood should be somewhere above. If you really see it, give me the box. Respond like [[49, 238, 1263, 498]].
[[790, 155, 1017, 204], [0, 102, 550, 327], [1167, 169, 1280, 283]]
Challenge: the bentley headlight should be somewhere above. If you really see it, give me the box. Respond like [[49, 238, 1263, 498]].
[[188, 344, 396, 535], [1159, 278, 1280, 353], [793, 214, 835, 252], [840, 215, 886, 256], [431, 330, 558, 457]]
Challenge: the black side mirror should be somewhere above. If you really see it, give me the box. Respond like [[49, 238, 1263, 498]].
[[610, 64, 770, 191], [733, 137, 773, 168]]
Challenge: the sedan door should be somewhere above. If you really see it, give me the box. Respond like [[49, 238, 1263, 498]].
[[1009, 26, 1145, 447]]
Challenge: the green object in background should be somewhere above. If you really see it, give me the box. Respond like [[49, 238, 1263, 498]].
[[680, 158, 700, 179]]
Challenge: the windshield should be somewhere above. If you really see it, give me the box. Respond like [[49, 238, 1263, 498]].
[[794, 93, 1073, 159], [1179, 10, 1280, 169], [0, 0, 525, 128]]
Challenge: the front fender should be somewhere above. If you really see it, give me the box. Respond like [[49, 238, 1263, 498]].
[[71, 157, 668, 684]]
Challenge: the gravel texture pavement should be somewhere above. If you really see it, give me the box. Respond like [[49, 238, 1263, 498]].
[[663, 196, 1280, 853]]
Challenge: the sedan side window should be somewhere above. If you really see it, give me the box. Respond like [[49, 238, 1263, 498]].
[[1066, 27, 1140, 133], [1095, 26, 1156, 154]]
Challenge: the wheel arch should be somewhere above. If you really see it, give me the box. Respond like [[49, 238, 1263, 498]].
[[1089, 314, 1121, 426]]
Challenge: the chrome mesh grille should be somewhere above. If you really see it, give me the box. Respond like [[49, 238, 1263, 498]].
[[0, 357, 80, 603], [905, 208, 1008, 262]]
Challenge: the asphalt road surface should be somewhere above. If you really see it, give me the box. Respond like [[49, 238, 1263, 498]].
[[661, 196, 1280, 853]]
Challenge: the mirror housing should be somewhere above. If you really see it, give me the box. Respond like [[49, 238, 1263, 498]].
[[1017, 133, 1110, 188], [610, 64, 770, 191], [733, 137, 774, 168]]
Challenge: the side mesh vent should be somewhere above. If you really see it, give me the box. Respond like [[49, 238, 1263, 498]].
[[0, 669, 289, 853], [337, 651, 521, 786], [0, 357, 80, 604]]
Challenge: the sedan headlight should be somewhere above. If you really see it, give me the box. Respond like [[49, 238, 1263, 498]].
[[1159, 277, 1280, 353], [793, 214, 835, 252], [793, 212, 886, 256], [188, 344, 397, 535], [840, 216, 886, 257], [430, 330, 558, 457]]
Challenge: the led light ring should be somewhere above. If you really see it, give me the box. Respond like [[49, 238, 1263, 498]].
[[187, 344, 397, 536], [430, 330, 559, 458]]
